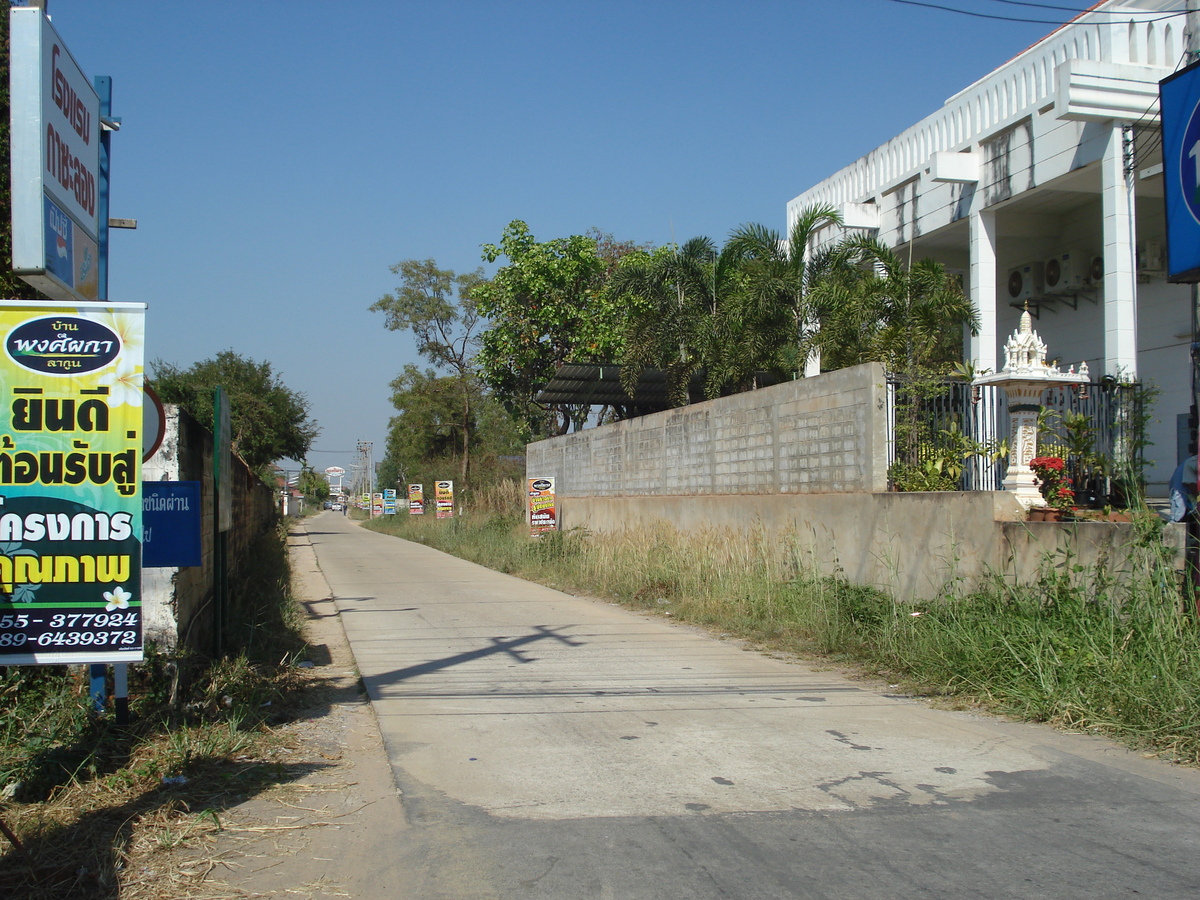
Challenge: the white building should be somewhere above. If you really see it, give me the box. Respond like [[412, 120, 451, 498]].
[[788, 0, 1193, 495]]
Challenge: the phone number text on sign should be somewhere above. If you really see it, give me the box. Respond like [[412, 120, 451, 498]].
[[0, 608, 140, 650]]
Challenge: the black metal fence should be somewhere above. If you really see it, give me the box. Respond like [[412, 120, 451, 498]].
[[885, 375, 1143, 503]]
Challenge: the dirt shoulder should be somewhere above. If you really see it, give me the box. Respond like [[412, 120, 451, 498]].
[[148, 519, 405, 900]]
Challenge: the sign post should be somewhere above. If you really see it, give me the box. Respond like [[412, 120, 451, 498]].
[[142, 481, 202, 568], [212, 387, 231, 656]]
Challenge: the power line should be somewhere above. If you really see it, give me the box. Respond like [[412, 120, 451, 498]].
[[986, 0, 1191, 13], [883, 0, 1191, 26]]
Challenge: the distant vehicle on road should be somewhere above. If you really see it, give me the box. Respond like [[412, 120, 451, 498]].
[[331, 503, 342, 511], [323, 501, 333, 509]]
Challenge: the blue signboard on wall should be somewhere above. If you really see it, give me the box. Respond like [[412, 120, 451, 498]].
[[143, 482, 202, 568], [1160, 59, 1200, 282]]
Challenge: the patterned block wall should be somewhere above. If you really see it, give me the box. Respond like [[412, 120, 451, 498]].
[[527, 363, 888, 497]]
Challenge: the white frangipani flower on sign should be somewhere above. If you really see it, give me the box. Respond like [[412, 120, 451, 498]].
[[91, 311, 144, 358], [97, 355, 142, 409], [104, 585, 132, 611]]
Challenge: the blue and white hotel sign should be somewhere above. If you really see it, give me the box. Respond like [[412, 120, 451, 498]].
[[8, 6, 101, 302], [1160, 59, 1200, 283]]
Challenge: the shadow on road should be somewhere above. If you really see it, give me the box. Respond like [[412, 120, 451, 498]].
[[366, 625, 586, 688]]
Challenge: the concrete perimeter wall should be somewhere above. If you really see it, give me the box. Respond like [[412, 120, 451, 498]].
[[143, 405, 277, 652], [528, 365, 1184, 602], [527, 363, 889, 497], [554, 493, 1183, 602]]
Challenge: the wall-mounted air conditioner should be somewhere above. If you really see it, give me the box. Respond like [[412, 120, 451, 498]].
[[1045, 250, 1099, 294], [1043, 252, 1077, 294], [1137, 241, 1164, 276], [1007, 262, 1043, 303]]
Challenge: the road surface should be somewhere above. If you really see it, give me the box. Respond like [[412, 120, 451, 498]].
[[306, 511, 1200, 899]]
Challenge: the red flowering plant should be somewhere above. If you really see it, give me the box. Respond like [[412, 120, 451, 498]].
[[1029, 456, 1075, 511]]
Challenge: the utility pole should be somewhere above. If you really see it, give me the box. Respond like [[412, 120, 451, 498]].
[[1182, 1, 1200, 604], [351, 440, 374, 507]]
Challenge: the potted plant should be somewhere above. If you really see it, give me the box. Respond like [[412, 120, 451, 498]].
[[1059, 410, 1110, 508], [1029, 456, 1075, 520]]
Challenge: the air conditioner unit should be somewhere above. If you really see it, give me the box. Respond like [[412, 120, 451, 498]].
[[1043, 252, 1077, 294], [1045, 251, 1099, 294], [1137, 241, 1164, 275], [1007, 262, 1043, 303]]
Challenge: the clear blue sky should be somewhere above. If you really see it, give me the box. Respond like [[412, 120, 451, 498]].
[[38, 0, 1083, 475]]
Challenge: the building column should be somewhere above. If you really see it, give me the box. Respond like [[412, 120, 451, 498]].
[[969, 208, 998, 373], [1102, 123, 1138, 379]]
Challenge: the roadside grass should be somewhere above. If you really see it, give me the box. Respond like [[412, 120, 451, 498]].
[[0, 521, 320, 899], [367, 506, 1200, 764]]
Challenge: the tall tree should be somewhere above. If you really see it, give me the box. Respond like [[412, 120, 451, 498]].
[[150, 351, 318, 476], [811, 235, 978, 374], [609, 236, 743, 405], [475, 221, 644, 435], [724, 204, 844, 378], [371, 259, 486, 483], [377, 364, 476, 490], [298, 468, 331, 503], [375, 364, 525, 497]]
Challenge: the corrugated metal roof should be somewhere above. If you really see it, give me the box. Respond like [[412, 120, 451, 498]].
[[535, 364, 674, 410], [536, 365, 785, 412]]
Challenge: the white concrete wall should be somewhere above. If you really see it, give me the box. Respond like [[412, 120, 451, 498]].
[[141, 404, 277, 651], [141, 408, 185, 647]]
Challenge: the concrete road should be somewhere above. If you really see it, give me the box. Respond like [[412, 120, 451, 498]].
[[307, 512, 1200, 899]]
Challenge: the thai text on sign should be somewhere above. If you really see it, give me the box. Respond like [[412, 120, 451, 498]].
[[0, 302, 145, 664], [435, 481, 453, 519], [527, 477, 557, 535]]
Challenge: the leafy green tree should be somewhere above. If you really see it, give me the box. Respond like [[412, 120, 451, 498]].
[[378, 365, 471, 484], [370, 259, 487, 483], [375, 364, 524, 498], [150, 351, 319, 476], [475, 221, 645, 435], [298, 468, 331, 503]]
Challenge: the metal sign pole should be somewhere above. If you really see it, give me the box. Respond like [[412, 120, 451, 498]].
[[94, 73, 133, 721], [1189, 1, 1200, 608], [95, 75, 112, 303]]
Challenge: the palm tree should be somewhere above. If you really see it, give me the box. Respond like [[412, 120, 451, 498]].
[[810, 234, 978, 375], [609, 236, 741, 406], [724, 203, 844, 378]]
